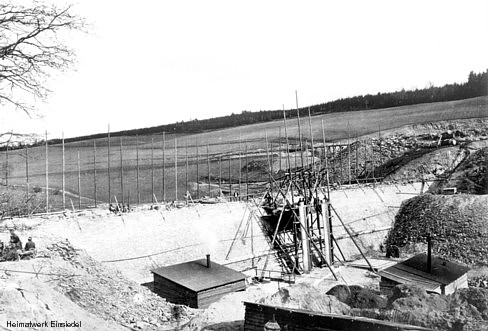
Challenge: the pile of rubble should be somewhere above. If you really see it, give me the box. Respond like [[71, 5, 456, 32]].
[[386, 194, 488, 265], [432, 145, 488, 194], [43, 240, 79, 261], [258, 283, 350, 315], [261, 282, 488, 330], [43, 240, 196, 330]]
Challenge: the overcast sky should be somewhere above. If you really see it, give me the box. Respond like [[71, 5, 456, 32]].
[[3, 0, 488, 138]]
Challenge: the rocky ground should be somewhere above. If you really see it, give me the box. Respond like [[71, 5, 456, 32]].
[[1, 117, 487, 330], [386, 194, 488, 265], [0, 239, 195, 330], [258, 280, 488, 331]]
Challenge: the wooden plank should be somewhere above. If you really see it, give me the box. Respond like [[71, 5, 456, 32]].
[[197, 280, 246, 308]]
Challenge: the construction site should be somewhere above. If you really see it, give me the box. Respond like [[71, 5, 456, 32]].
[[1, 103, 488, 330]]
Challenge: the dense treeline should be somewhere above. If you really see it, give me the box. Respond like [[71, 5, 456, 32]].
[[14, 69, 488, 147]]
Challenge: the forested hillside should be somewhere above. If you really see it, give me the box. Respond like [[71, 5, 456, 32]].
[[23, 69, 488, 146]]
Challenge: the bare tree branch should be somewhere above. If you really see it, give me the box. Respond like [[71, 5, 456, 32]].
[[0, 1, 85, 115]]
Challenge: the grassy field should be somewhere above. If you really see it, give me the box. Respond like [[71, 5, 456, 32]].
[[2, 96, 487, 210]]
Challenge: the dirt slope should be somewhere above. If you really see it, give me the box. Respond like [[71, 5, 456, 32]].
[[430, 143, 488, 194], [386, 194, 488, 265], [0, 240, 194, 331]]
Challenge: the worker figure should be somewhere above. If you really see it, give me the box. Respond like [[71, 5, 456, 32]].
[[109, 204, 117, 213], [9, 229, 22, 250], [20, 237, 36, 259], [24, 237, 36, 251]]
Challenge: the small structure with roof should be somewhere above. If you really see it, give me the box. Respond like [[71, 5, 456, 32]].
[[151, 254, 246, 308], [379, 252, 469, 295]]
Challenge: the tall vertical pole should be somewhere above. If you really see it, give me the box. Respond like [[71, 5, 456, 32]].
[[371, 139, 376, 180], [62, 132, 66, 209], [77, 151, 81, 209], [321, 120, 331, 198], [25, 146, 29, 195], [321, 120, 334, 263], [136, 135, 140, 204], [107, 124, 111, 203], [185, 140, 189, 196], [307, 107, 315, 173], [245, 141, 249, 200], [207, 143, 211, 197], [295, 91, 304, 168], [93, 140, 97, 208], [238, 131, 242, 197], [283, 106, 294, 205], [5, 142, 8, 189], [364, 141, 367, 180], [284, 105, 297, 270], [321, 200, 332, 265], [270, 137, 274, 177], [347, 124, 351, 185], [196, 137, 199, 199], [299, 201, 311, 273], [218, 155, 222, 195], [379, 125, 383, 176], [162, 132, 166, 201], [45, 130, 49, 213], [278, 127, 282, 174], [305, 140, 309, 169], [265, 130, 272, 186], [228, 152, 232, 199], [174, 138, 178, 200], [120, 137, 124, 205], [339, 145, 343, 185], [151, 137, 154, 202], [283, 107, 291, 174], [355, 133, 359, 179]]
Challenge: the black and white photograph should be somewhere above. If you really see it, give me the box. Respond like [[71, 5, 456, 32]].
[[0, 0, 487, 330]]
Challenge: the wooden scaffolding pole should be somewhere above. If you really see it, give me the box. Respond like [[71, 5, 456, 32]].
[[136, 135, 140, 204], [186, 139, 189, 195], [295, 91, 304, 168], [265, 130, 272, 187], [62, 132, 65, 209], [77, 151, 81, 209], [278, 127, 282, 173], [196, 137, 200, 198], [228, 149, 232, 199], [25, 146, 29, 195], [4, 141, 8, 189], [307, 107, 315, 173], [347, 124, 351, 185], [207, 143, 211, 197], [219, 155, 222, 195], [120, 137, 124, 204], [45, 130, 49, 212], [238, 131, 242, 196], [93, 140, 97, 208], [283, 106, 294, 205], [321, 119, 333, 262], [107, 124, 111, 203], [151, 137, 154, 202], [245, 141, 249, 200], [174, 138, 178, 200], [162, 132, 166, 201]]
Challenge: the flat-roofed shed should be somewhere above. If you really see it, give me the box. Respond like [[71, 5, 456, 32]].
[[379, 253, 469, 295], [151, 257, 247, 308]]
